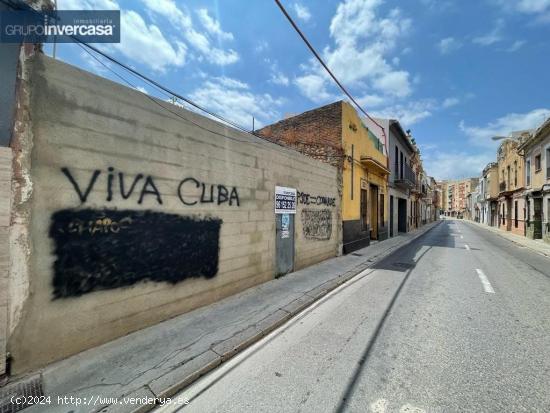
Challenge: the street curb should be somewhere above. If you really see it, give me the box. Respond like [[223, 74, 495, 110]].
[[95, 221, 442, 413], [462, 220, 550, 258]]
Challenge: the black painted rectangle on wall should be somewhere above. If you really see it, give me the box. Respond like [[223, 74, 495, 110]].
[[49, 208, 222, 298]]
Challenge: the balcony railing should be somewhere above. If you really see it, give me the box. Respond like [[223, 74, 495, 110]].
[[394, 162, 416, 189]]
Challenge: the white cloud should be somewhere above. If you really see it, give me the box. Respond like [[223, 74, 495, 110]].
[[494, 0, 550, 23], [196, 9, 234, 41], [357, 93, 385, 108], [270, 71, 290, 86], [134, 86, 149, 94], [459, 108, 550, 148], [372, 100, 436, 127], [60, 0, 118, 9], [437, 37, 462, 55], [214, 76, 249, 89], [63, 0, 237, 69], [423, 151, 493, 180], [294, 74, 336, 103], [188, 77, 285, 128], [140, 0, 239, 66], [114, 10, 187, 72], [516, 0, 550, 13], [255, 40, 269, 53], [294, 0, 413, 104], [375, 71, 411, 97], [442, 97, 460, 108], [293, 3, 312, 22], [472, 19, 504, 46], [62, 0, 188, 72], [504, 40, 526, 52]]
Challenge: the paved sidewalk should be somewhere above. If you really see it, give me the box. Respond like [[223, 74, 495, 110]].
[[3, 221, 440, 413], [459, 219, 550, 257]]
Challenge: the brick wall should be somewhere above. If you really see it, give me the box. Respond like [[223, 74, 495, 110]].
[[7, 54, 341, 374], [257, 101, 344, 168], [0, 147, 11, 376]]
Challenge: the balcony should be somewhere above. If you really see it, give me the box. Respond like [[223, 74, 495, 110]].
[[499, 181, 506, 192], [394, 162, 416, 189], [360, 156, 390, 176]]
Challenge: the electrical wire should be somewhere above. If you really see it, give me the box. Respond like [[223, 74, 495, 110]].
[[273, 0, 388, 157], [0, 0, 268, 140], [2, 0, 355, 164]]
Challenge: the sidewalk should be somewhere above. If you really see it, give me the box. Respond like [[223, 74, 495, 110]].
[[1, 221, 440, 413], [461, 219, 550, 257]]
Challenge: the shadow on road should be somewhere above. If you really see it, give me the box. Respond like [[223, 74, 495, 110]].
[[335, 220, 454, 412], [370, 221, 457, 273]]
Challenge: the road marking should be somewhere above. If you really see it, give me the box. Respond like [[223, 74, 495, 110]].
[[465, 244, 470, 250], [476, 269, 495, 293]]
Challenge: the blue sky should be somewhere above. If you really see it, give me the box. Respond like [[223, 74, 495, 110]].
[[51, 0, 550, 180]]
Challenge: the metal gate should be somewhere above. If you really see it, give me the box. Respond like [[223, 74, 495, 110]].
[[275, 213, 294, 277], [274, 186, 296, 278]]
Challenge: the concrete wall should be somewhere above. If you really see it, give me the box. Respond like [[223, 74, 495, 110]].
[[0, 148, 12, 376], [7, 54, 341, 375]]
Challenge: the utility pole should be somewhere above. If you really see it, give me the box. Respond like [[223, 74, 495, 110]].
[[52, 0, 57, 59]]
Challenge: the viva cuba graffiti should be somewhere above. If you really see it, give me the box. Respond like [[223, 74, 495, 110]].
[[50, 167, 240, 298]]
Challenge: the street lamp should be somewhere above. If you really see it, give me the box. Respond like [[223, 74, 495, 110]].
[[491, 135, 509, 141]]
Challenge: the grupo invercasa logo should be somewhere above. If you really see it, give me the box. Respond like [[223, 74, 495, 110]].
[[0, 9, 120, 43]]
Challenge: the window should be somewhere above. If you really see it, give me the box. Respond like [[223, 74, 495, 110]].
[[514, 161, 517, 187], [526, 159, 531, 186], [535, 154, 542, 172], [515, 201, 518, 228], [507, 165, 511, 188], [394, 146, 399, 177], [400, 151, 404, 179], [546, 147, 550, 179]]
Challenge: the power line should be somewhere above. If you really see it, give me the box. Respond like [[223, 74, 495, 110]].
[[273, 0, 388, 156], [2, 0, 367, 164], [0, 0, 267, 140], [77, 44, 257, 146]]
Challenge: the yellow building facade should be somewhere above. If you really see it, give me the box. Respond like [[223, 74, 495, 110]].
[[341, 102, 390, 251]]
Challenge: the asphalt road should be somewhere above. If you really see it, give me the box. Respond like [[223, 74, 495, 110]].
[[161, 220, 550, 413]]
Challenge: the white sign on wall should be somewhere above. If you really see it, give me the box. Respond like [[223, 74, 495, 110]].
[[275, 186, 297, 214]]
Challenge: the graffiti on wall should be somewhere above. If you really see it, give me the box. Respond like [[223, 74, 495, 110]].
[[297, 191, 336, 207], [61, 167, 240, 206], [301, 209, 332, 240], [49, 208, 222, 298]]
